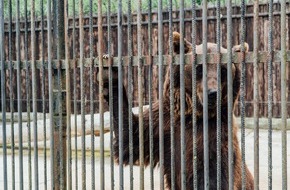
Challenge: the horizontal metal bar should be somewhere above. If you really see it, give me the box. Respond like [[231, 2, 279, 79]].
[[3, 50, 290, 69]]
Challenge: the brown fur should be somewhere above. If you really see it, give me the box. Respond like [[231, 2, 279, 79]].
[[99, 32, 254, 189]]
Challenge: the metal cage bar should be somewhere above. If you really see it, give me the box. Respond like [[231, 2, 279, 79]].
[[267, 0, 274, 188], [64, 0, 72, 188], [168, 0, 175, 189], [15, 0, 24, 189], [0, 0, 7, 189], [240, 0, 247, 189], [107, 0, 115, 189], [179, 0, 187, 189], [30, 0, 39, 188], [253, 0, 260, 189], [8, 0, 15, 189], [147, 0, 154, 189], [216, 0, 222, 189], [202, 0, 209, 189], [117, 0, 124, 188], [79, 0, 86, 189], [137, 0, 144, 189], [191, 0, 198, 189], [280, 0, 288, 189], [127, 0, 134, 189], [98, 0, 105, 189], [227, 0, 234, 189], [158, 0, 164, 189]]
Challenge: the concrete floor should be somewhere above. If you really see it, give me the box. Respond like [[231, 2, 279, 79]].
[[0, 129, 290, 189]]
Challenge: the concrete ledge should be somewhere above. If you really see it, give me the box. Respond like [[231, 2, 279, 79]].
[[235, 117, 290, 130]]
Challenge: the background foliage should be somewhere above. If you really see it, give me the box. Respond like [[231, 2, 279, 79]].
[[3, 0, 242, 19]]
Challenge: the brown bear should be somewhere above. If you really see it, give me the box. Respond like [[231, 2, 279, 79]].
[[99, 32, 254, 190]]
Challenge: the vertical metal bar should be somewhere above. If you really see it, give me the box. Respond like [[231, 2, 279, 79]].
[[16, 0, 24, 189], [127, 0, 134, 189], [280, 0, 287, 188], [216, 0, 222, 189], [55, 0, 67, 188], [0, 0, 7, 189], [64, 0, 72, 189], [98, 0, 105, 189], [253, 0, 259, 189], [41, 0, 47, 189], [31, 0, 39, 189], [191, 0, 198, 189], [47, 0, 55, 188], [107, 0, 114, 189], [240, 0, 247, 189], [72, 0, 78, 188], [179, 0, 187, 189], [148, 0, 154, 189], [89, 0, 95, 189], [202, 0, 209, 189], [158, 0, 164, 189], [168, 0, 175, 189], [137, 0, 144, 189], [227, 0, 234, 189], [24, 0, 32, 188], [8, 0, 15, 189], [79, 0, 86, 189], [267, 0, 273, 188], [117, 0, 124, 188]]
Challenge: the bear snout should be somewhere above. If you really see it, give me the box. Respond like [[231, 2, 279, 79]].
[[208, 89, 217, 108]]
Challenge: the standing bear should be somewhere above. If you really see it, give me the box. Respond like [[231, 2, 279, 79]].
[[99, 32, 254, 189]]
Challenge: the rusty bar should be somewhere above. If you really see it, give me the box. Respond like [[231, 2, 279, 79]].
[[137, 0, 144, 189], [216, 0, 222, 189], [79, 0, 86, 188], [16, 0, 24, 189], [202, 0, 209, 189], [191, 0, 197, 188], [24, 0, 33, 187], [47, 0, 55, 188], [280, 0, 287, 188], [158, 0, 164, 188], [98, 0, 105, 189], [168, 0, 175, 189], [30, 0, 39, 188], [41, 0, 48, 188], [0, 0, 7, 189], [72, 0, 78, 189], [179, 0, 187, 189], [54, 0, 67, 188], [253, 0, 260, 189], [127, 0, 134, 189], [64, 0, 72, 188], [107, 0, 115, 189], [8, 0, 15, 189], [147, 0, 154, 189], [267, 0, 274, 188], [227, 0, 234, 188], [240, 0, 247, 188], [117, 0, 124, 188], [89, 0, 95, 189]]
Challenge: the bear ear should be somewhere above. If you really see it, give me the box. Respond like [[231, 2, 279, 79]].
[[232, 42, 249, 53], [173, 31, 192, 54]]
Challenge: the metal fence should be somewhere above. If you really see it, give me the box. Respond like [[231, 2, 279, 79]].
[[0, 0, 288, 190]]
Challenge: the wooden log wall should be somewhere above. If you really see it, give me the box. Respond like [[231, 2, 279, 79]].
[[1, 3, 290, 117]]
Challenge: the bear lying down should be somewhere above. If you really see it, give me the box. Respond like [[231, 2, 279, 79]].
[[98, 32, 254, 190]]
